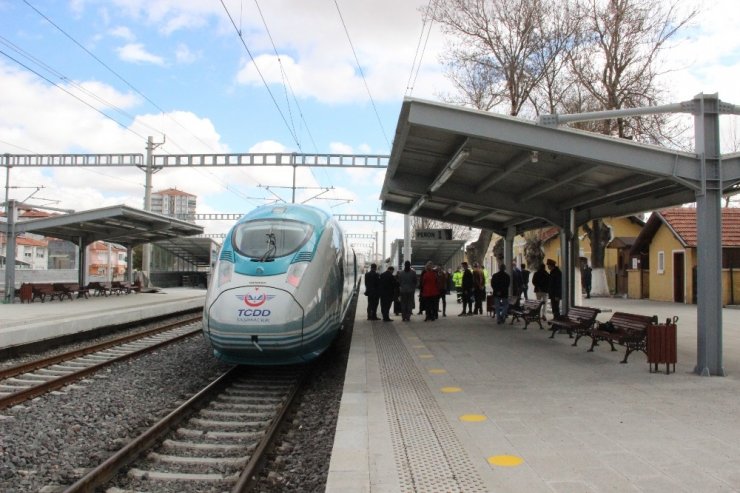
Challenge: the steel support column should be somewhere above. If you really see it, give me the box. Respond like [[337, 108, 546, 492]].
[[559, 211, 572, 314], [569, 209, 579, 308], [505, 227, 514, 295], [694, 93, 725, 376]]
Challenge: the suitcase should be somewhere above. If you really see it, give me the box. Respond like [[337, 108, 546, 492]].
[[393, 299, 401, 315]]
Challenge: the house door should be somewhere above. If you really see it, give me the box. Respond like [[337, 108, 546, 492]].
[[673, 252, 685, 303]]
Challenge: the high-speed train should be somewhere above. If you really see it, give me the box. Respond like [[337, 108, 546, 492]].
[[202, 204, 359, 365]]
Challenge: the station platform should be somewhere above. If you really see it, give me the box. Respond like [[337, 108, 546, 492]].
[[327, 296, 740, 492], [0, 287, 205, 354]]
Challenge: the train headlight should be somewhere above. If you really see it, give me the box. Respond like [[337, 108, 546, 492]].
[[286, 261, 309, 288], [217, 260, 233, 287]]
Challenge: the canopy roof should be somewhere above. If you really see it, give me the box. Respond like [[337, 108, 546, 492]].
[[4, 204, 203, 246], [380, 98, 740, 235]]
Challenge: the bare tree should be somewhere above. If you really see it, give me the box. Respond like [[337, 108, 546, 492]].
[[430, 0, 574, 265], [568, 0, 697, 295]]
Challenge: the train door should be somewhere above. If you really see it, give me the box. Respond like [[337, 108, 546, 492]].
[[673, 251, 685, 303]]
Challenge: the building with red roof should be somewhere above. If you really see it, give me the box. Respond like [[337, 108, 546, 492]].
[[630, 208, 740, 304]]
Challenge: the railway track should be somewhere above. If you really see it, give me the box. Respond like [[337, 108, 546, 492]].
[[64, 365, 306, 493], [0, 315, 202, 410]]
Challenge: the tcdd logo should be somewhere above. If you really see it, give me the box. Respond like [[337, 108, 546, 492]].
[[237, 289, 275, 307], [238, 309, 271, 317]]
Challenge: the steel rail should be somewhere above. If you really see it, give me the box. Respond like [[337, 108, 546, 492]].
[[0, 324, 201, 410], [0, 315, 201, 380], [232, 370, 308, 492], [62, 367, 238, 493]]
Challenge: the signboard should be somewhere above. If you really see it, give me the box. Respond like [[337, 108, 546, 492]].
[[416, 229, 453, 240]]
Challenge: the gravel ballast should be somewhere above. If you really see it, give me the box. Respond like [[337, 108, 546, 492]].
[[1, 315, 353, 492]]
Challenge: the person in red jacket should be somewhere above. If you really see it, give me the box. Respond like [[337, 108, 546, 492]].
[[419, 261, 440, 321]]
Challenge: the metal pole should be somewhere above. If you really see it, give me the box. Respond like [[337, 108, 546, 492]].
[[403, 214, 411, 267], [693, 93, 724, 376], [4, 160, 9, 216], [142, 137, 154, 277], [382, 210, 386, 265], [4, 200, 16, 303]]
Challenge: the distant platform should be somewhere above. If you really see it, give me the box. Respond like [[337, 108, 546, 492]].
[[0, 287, 205, 356]]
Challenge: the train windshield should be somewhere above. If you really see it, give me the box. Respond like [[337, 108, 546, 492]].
[[232, 219, 314, 260]]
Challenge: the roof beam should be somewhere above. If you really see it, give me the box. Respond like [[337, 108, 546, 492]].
[[476, 152, 533, 194], [405, 99, 701, 182], [558, 175, 663, 210], [387, 172, 559, 224], [519, 164, 597, 202]]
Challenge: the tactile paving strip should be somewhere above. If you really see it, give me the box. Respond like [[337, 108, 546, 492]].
[[374, 326, 487, 492]]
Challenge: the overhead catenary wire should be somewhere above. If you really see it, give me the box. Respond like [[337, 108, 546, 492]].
[[332, 0, 391, 150], [220, 0, 303, 150], [0, 35, 186, 151], [22, 0, 218, 155], [0, 49, 149, 142], [252, 0, 329, 190], [18, 0, 269, 207], [406, 0, 436, 96]]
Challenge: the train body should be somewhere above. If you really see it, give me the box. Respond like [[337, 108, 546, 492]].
[[202, 204, 358, 365]]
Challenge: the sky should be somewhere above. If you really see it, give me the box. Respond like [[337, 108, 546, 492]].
[[1, 0, 739, 260]]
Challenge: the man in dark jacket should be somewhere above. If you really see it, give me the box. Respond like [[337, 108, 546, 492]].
[[364, 263, 380, 320], [520, 263, 531, 300], [379, 266, 398, 322], [532, 263, 550, 321], [458, 261, 474, 316], [582, 264, 592, 299], [490, 264, 511, 324], [546, 259, 562, 319]]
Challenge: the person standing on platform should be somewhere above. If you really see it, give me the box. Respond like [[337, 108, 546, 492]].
[[582, 264, 593, 299], [490, 264, 511, 324], [520, 263, 531, 300], [458, 262, 473, 316], [546, 259, 562, 320], [511, 261, 523, 303], [437, 266, 451, 317], [472, 262, 485, 315], [532, 263, 550, 321], [419, 261, 440, 321], [379, 266, 398, 322], [364, 263, 380, 320], [397, 261, 418, 321], [452, 266, 463, 303]]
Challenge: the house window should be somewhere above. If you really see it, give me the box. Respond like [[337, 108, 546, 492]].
[[657, 251, 665, 274]]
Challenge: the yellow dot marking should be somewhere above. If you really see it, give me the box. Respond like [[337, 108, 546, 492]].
[[428, 369, 447, 374], [440, 386, 462, 393], [487, 455, 524, 467], [459, 414, 487, 422], [419, 354, 434, 359]]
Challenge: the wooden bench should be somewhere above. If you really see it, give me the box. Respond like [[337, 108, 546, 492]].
[[31, 283, 64, 302], [51, 282, 89, 300], [548, 305, 601, 339], [509, 299, 545, 330], [87, 282, 112, 297], [588, 312, 655, 363]]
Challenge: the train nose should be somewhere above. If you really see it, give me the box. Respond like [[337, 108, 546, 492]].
[[205, 286, 305, 363]]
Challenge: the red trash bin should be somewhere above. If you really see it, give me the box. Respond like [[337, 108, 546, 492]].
[[647, 318, 678, 374]]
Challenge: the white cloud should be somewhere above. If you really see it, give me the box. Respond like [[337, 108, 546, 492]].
[[175, 43, 199, 64], [116, 43, 165, 65], [110, 26, 135, 41]]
